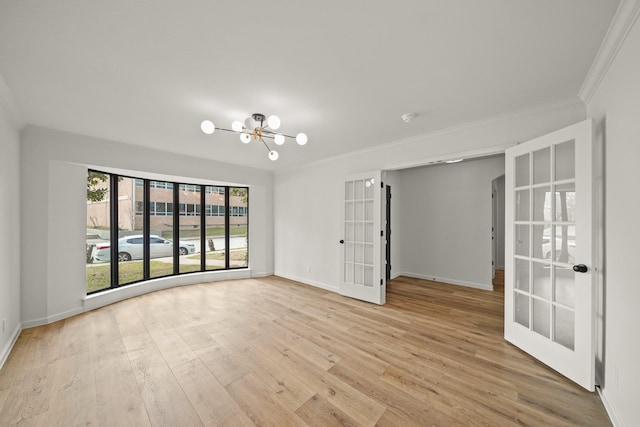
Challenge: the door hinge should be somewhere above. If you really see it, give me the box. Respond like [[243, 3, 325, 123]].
[[381, 182, 384, 188], [380, 279, 383, 286], [380, 230, 384, 237]]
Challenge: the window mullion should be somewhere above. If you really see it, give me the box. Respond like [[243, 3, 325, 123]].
[[143, 180, 150, 280], [110, 174, 119, 288]]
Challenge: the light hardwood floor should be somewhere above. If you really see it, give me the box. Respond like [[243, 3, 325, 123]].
[[0, 275, 610, 426]]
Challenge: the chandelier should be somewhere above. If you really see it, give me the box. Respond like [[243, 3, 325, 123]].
[[200, 113, 307, 161]]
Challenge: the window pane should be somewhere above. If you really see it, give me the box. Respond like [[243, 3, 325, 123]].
[[515, 258, 529, 292], [515, 154, 529, 187], [86, 171, 111, 293], [554, 305, 575, 350], [555, 140, 575, 181], [533, 147, 551, 184], [533, 298, 551, 338], [532, 187, 551, 222], [230, 187, 248, 268], [205, 186, 226, 271], [118, 177, 144, 285], [515, 224, 529, 257], [150, 181, 174, 278], [515, 189, 529, 221], [179, 187, 201, 273], [515, 292, 529, 327]]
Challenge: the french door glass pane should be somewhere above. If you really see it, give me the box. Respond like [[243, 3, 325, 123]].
[[533, 298, 551, 338], [515, 293, 529, 327], [515, 259, 529, 292], [355, 180, 364, 199], [345, 201, 354, 221], [515, 189, 530, 221], [554, 306, 575, 350], [345, 181, 354, 200], [554, 183, 576, 222], [532, 262, 551, 299], [555, 140, 575, 181], [532, 224, 549, 259], [364, 266, 374, 287], [533, 147, 551, 184], [515, 224, 530, 256], [515, 154, 530, 187], [365, 200, 374, 221], [533, 187, 551, 222], [554, 266, 575, 308]]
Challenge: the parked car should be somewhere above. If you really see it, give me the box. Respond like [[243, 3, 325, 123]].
[[94, 235, 196, 262]]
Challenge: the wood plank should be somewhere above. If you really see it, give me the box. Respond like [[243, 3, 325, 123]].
[[130, 351, 203, 426], [172, 358, 254, 426], [226, 372, 308, 427]]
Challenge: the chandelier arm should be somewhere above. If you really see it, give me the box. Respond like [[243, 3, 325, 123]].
[[260, 129, 297, 139], [261, 138, 272, 153]]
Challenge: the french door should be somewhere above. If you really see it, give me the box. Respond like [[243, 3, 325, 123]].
[[505, 119, 595, 390], [339, 171, 385, 305]]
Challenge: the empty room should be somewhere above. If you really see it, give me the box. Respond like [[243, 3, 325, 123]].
[[1, 1, 639, 426]]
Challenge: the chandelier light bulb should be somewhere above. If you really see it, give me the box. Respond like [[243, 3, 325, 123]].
[[296, 132, 308, 146], [268, 150, 279, 161], [244, 116, 257, 131], [200, 120, 215, 134], [267, 115, 281, 130], [240, 133, 251, 144], [232, 120, 243, 132], [274, 134, 285, 145]]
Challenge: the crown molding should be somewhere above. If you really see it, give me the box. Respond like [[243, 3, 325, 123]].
[[579, 0, 640, 104], [0, 73, 25, 128]]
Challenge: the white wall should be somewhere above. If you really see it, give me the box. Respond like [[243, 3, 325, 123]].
[[0, 98, 21, 367], [274, 101, 586, 292], [394, 156, 504, 290], [20, 126, 274, 327], [586, 7, 640, 426]]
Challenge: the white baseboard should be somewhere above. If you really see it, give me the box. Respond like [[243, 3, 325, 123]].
[[250, 270, 275, 278], [0, 323, 22, 370], [84, 268, 252, 312], [393, 271, 493, 291], [597, 387, 621, 427], [274, 272, 339, 293]]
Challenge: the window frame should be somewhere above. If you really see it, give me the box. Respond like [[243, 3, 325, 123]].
[[87, 169, 249, 295]]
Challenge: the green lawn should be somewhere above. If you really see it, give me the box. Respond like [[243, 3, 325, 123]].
[[87, 260, 205, 293], [188, 249, 247, 261]]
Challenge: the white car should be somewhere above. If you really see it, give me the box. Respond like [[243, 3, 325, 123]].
[[94, 235, 196, 262]]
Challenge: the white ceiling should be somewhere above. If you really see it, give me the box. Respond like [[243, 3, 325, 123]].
[[0, 1, 619, 171]]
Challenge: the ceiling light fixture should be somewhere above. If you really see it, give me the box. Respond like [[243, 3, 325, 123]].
[[200, 113, 307, 161], [445, 159, 463, 164]]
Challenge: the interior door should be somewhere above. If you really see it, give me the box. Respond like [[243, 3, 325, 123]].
[[339, 171, 385, 305], [505, 119, 595, 390]]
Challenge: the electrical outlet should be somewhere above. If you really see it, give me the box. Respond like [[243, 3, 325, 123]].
[[306, 266, 311, 272]]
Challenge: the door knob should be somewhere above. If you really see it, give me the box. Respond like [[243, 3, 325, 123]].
[[339, 240, 344, 244], [573, 264, 588, 273]]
